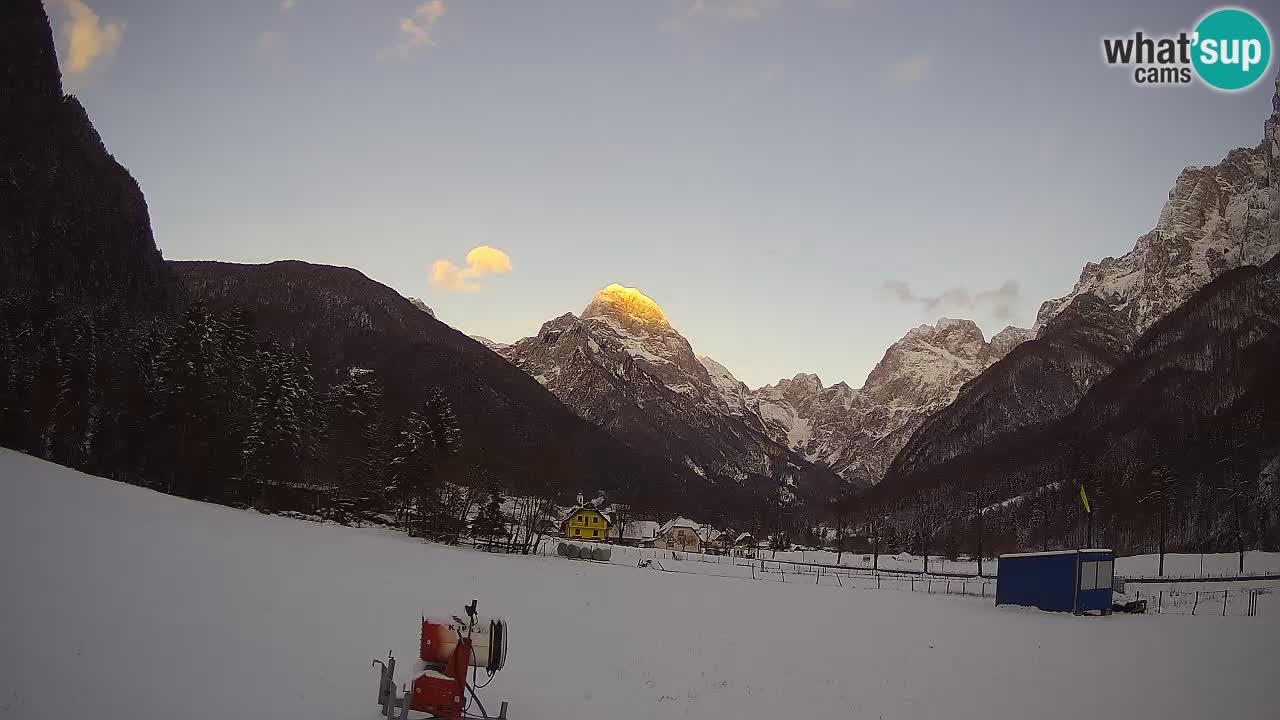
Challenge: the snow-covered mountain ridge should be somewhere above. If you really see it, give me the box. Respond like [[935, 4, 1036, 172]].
[[503, 283, 1031, 488], [500, 286, 839, 500], [705, 320, 1032, 484]]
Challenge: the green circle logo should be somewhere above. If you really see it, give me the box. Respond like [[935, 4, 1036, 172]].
[[1192, 8, 1272, 91]]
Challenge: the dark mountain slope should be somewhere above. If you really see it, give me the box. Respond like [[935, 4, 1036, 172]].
[[0, 0, 170, 320], [170, 260, 708, 511], [1, 0, 173, 464]]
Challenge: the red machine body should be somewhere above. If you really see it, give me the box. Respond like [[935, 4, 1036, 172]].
[[410, 618, 472, 719]]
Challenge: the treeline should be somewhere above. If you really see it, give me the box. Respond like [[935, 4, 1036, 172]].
[[843, 404, 1280, 566], [0, 298, 559, 545]]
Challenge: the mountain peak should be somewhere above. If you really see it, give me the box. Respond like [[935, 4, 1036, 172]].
[[582, 283, 671, 328], [2, 0, 63, 102]]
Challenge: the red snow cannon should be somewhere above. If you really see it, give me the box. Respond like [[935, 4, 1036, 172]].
[[373, 600, 510, 720]]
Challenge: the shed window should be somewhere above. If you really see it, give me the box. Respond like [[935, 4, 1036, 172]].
[[1079, 561, 1098, 590], [1096, 560, 1113, 590]]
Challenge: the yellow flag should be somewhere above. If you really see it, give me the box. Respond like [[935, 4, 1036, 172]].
[[1078, 485, 1091, 514]]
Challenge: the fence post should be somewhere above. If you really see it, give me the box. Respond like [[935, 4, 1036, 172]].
[[1193, 591, 1199, 616], [1158, 591, 1163, 614], [877, 575, 881, 590], [816, 567, 821, 585], [1222, 590, 1228, 617]]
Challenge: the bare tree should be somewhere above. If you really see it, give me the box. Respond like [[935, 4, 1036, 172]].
[[508, 493, 558, 554], [1139, 464, 1178, 576]]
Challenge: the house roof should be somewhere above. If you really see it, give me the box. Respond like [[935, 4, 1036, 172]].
[[561, 505, 611, 525], [659, 517, 701, 535], [609, 520, 660, 541], [734, 532, 755, 544]]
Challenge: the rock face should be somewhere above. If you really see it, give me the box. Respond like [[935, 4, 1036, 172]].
[[1036, 117, 1277, 338], [501, 285, 842, 502], [469, 336, 508, 352], [1, 0, 63, 103], [0, 0, 170, 322], [749, 320, 1032, 484], [884, 295, 1135, 484], [407, 297, 435, 317], [171, 262, 708, 511]]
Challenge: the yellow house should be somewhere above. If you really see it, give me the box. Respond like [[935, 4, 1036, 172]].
[[562, 507, 610, 540]]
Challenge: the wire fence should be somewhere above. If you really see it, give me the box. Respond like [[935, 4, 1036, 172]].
[[538, 540, 995, 598], [1133, 587, 1268, 617], [536, 540, 1280, 614]]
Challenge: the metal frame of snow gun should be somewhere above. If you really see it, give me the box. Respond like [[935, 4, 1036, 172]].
[[373, 652, 509, 719]]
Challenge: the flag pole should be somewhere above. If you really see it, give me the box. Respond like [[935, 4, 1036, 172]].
[[1078, 483, 1093, 548]]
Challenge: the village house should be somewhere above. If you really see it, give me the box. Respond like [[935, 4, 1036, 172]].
[[560, 506, 611, 540], [655, 517, 702, 551]]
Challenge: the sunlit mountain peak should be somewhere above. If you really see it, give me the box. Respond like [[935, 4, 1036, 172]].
[[582, 283, 670, 328]]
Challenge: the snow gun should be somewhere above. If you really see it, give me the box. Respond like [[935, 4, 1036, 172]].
[[373, 600, 510, 719]]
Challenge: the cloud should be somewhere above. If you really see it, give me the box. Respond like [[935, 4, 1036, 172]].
[[688, 0, 778, 22], [815, 0, 858, 8], [392, 0, 447, 58], [257, 30, 286, 53], [888, 54, 930, 86], [59, 0, 125, 77], [430, 246, 513, 292], [280, 0, 298, 12], [881, 280, 1023, 321], [664, 0, 779, 32]]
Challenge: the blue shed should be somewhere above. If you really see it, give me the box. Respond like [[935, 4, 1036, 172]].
[[996, 549, 1114, 614]]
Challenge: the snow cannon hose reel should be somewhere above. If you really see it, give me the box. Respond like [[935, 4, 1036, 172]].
[[373, 600, 510, 719]]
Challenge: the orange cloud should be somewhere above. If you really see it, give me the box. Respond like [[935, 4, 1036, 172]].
[[430, 246, 513, 292], [393, 0, 447, 58], [60, 0, 125, 77]]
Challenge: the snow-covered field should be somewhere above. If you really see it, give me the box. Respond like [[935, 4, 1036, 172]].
[[2, 448, 1277, 720]]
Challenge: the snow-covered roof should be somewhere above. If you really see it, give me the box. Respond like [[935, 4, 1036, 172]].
[[734, 532, 755, 544], [659, 517, 701, 535], [561, 506, 611, 525], [610, 520, 660, 541], [999, 549, 1113, 559]]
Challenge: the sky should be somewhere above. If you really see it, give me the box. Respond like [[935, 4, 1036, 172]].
[[47, 0, 1278, 389]]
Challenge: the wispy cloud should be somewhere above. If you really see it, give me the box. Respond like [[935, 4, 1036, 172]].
[[888, 54, 930, 86], [664, 0, 780, 32], [257, 30, 287, 54], [391, 0, 447, 58], [430, 246, 513, 293], [57, 0, 125, 77], [280, 0, 298, 13], [881, 280, 1023, 321]]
